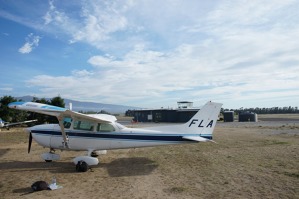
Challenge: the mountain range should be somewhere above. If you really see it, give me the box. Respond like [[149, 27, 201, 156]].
[[17, 96, 141, 114]]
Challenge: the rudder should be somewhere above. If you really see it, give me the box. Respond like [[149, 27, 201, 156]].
[[182, 101, 222, 138]]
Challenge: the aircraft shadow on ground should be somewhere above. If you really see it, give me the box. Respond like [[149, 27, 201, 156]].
[[13, 187, 36, 196], [99, 157, 159, 177], [5, 157, 158, 195], [0, 161, 75, 173], [0, 157, 158, 176]]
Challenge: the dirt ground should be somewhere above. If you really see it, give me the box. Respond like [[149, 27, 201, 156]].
[[0, 116, 298, 199]]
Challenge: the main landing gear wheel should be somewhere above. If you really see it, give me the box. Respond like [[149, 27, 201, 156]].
[[90, 152, 99, 157], [73, 156, 98, 172], [76, 160, 89, 172]]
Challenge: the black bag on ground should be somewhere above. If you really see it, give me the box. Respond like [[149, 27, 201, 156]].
[[31, 181, 49, 191]]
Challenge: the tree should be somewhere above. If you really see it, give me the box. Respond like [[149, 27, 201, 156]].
[[0, 96, 27, 122], [50, 96, 65, 108], [32, 97, 48, 104], [48, 96, 65, 124]]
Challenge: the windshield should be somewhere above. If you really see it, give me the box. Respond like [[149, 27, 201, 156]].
[[115, 122, 125, 129]]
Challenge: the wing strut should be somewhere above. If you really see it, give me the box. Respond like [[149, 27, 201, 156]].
[[58, 114, 69, 148]]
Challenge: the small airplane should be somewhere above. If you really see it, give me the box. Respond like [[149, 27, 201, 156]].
[[0, 118, 37, 130], [8, 101, 222, 172]]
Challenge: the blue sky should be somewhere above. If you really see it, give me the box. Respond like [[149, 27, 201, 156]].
[[0, 0, 299, 109]]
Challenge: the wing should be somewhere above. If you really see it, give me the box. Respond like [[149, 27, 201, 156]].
[[8, 102, 116, 123], [64, 110, 117, 123], [8, 101, 66, 117], [8, 101, 116, 148]]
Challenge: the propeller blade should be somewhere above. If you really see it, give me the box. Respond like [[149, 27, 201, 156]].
[[28, 133, 32, 153]]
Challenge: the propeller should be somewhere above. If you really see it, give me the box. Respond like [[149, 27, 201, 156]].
[[28, 132, 32, 153], [24, 127, 33, 154]]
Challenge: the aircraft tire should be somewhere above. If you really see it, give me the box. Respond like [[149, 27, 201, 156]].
[[45, 160, 52, 162], [76, 160, 89, 172], [91, 152, 99, 157]]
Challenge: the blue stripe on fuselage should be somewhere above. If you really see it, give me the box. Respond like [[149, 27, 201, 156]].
[[31, 130, 212, 141]]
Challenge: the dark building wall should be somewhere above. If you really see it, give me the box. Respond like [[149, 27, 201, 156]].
[[152, 110, 177, 122], [166, 110, 178, 122], [133, 109, 197, 123], [177, 111, 197, 123], [133, 110, 150, 122]]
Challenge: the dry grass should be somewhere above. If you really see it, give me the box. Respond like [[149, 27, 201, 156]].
[[0, 118, 298, 199], [258, 114, 299, 121]]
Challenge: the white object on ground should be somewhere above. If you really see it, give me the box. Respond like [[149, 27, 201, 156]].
[[49, 183, 63, 190]]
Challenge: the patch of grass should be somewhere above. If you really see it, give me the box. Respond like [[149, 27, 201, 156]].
[[166, 186, 187, 193], [263, 140, 289, 145], [0, 128, 27, 144], [284, 172, 299, 178], [271, 140, 289, 145]]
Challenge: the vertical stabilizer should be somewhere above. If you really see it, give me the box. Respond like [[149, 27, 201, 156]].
[[182, 101, 222, 138]]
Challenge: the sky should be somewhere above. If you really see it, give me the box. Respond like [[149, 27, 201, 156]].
[[0, 0, 299, 109]]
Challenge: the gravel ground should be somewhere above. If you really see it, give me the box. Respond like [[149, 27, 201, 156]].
[[0, 116, 298, 199]]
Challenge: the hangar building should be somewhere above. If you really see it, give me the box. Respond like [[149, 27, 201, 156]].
[[131, 101, 199, 123]]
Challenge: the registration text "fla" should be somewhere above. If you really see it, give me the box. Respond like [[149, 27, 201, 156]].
[[188, 119, 214, 128]]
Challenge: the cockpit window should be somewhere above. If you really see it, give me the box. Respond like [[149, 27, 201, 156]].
[[97, 123, 115, 132]]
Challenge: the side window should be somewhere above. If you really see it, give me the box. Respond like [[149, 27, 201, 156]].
[[74, 120, 94, 131], [97, 123, 115, 132], [63, 117, 72, 129]]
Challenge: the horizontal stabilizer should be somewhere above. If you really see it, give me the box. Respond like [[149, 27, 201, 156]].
[[182, 136, 209, 142]]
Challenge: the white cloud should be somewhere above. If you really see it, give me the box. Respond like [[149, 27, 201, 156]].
[[18, 33, 41, 54], [20, 1, 299, 108], [0, 87, 13, 91], [42, 0, 130, 47], [71, 70, 94, 77], [88, 55, 116, 68], [26, 40, 299, 107], [43, 0, 56, 25]]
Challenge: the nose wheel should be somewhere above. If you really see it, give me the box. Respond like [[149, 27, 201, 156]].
[[41, 149, 60, 162]]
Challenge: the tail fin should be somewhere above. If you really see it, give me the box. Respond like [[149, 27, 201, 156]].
[[182, 101, 222, 140], [142, 101, 222, 141]]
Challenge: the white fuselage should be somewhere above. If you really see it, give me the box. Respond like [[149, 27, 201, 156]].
[[29, 123, 198, 151]]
